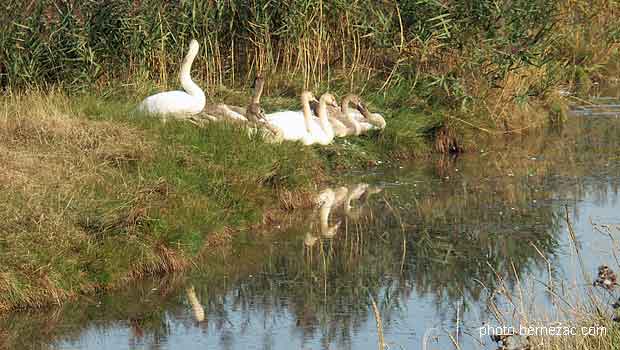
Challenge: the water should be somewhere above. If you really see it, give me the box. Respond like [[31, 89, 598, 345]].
[[2, 97, 620, 350]]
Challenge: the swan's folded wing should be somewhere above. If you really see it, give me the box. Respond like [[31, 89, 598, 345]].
[[264, 111, 308, 141], [139, 91, 203, 115]]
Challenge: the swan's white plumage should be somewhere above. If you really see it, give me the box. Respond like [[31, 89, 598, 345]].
[[264, 92, 337, 145], [263, 110, 309, 142], [139, 90, 204, 115], [138, 39, 205, 116]]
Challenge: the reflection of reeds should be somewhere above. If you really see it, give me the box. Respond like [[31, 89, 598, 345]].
[[369, 293, 385, 350], [484, 212, 620, 349]]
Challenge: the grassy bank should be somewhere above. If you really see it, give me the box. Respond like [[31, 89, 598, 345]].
[[0, 90, 317, 311]]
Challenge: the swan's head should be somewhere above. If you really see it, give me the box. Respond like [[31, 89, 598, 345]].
[[188, 39, 200, 57], [252, 76, 265, 90], [372, 113, 387, 129], [301, 91, 318, 104], [320, 93, 339, 108], [344, 94, 363, 109], [356, 104, 387, 129]]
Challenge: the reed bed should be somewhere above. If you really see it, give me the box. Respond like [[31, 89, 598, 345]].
[[1, 0, 618, 132]]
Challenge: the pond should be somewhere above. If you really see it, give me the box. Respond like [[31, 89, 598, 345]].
[[2, 93, 620, 350]]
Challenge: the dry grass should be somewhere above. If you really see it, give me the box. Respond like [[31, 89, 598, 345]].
[[0, 90, 160, 310]]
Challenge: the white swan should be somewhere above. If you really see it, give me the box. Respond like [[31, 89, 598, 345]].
[[310, 94, 386, 135], [263, 92, 313, 142], [264, 91, 338, 145], [138, 39, 206, 116]]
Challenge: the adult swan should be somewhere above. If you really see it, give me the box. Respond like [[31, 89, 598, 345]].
[[138, 39, 206, 116]]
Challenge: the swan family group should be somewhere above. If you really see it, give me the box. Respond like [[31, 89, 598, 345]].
[[138, 40, 386, 145]]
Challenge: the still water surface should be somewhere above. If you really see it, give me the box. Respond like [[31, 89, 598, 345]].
[[2, 96, 620, 350]]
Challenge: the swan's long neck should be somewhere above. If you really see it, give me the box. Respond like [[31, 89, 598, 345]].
[[252, 79, 264, 104], [179, 44, 205, 104], [301, 95, 314, 133], [318, 97, 335, 140], [358, 105, 386, 129], [342, 96, 362, 135], [318, 189, 335, 235], [340, 95, 352, 114]]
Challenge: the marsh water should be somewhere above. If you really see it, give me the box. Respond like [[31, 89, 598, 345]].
[[3, 92, 620, 350]]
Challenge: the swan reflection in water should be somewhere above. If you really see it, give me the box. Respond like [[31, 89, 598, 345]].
[[185, 285, 206, 323], [304, 183, 383, 253]]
